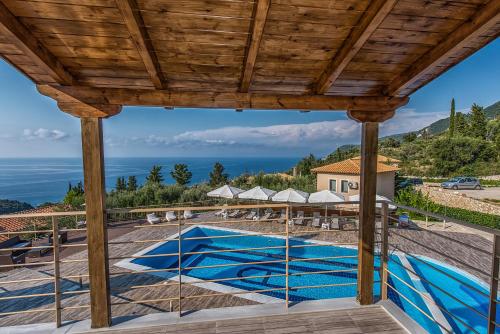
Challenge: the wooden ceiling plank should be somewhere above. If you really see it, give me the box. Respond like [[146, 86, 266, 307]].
[[37, 84, 409, 112], [386, 0, 500, 96], [240, 0, 271, 92], [314, 0, 397, 94], [0, 1, 73, 85], [115, 0, 166, 89]]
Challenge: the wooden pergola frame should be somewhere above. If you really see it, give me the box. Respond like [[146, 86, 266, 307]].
[[0, 0, 498, 328]]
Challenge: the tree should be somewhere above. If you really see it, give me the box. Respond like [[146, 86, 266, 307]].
[[209, 162, 229, 186], [146, 165, 164, 185], [115, 177, 126, 191], [402, 132, 417, 143], [63, 181, 85, 208], [469, 103, 487, 139], [455, 112, 469, 136], [296, 154, 317, 176], [449, 98, 456, 137], [170, 164, 192, 186], [127, 175, 138, 191], [381, 137, 400, 148]]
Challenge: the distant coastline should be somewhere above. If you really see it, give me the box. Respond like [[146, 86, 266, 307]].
[[0, 157, 300, 206]]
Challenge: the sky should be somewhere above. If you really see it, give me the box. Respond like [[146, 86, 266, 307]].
[[0, 39, 499, 158]]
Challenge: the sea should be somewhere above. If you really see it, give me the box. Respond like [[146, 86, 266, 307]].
[[0, 157, 300, 206]]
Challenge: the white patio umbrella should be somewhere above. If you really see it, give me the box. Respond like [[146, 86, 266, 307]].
[[308, 190, 345, 219], [238, 186, 276, 201], [308, 190, 345, 204], [348, 194, 396, 210], [271, 188, 309, 203], [207, 185, 244, 199]]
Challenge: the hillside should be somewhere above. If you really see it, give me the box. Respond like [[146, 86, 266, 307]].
[[380, 100, 499, 141], [325, 101, 500, 177]]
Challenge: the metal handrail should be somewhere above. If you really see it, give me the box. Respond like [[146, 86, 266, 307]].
[[1, 201, 498, 333]]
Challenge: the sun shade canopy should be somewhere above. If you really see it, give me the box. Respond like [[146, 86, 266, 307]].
[[238, 186, 277, 201], [271, 188, 309, 203], [308, 190, 345, 204], [207, 185, 245, 199]]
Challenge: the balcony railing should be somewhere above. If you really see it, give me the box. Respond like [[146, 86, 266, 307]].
[[0, 201, 498, 333]]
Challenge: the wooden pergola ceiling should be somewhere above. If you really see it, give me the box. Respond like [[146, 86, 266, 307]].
[[0, 0, 499, 117]]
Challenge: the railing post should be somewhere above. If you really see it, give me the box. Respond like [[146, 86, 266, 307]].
[[52, 216, 61, 327], [178, 210, 182, 317], [285, 205, 289, 308], [81, 117, 111, 328], [488, 234, 500, 333], [380, 203, 389, 301]]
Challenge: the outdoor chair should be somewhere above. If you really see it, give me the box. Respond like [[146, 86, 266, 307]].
[[330, 217, 340, 230], [277, 209, 287, 224], [146, 213, 160, 224], [245, 210, 257, 220], [228, 210, 242, 219], [183, 210, 195, 219], [260, 209, 273, 220], [165, 211, 177, 222], [293, 211, 305, 225], [312, 212, 322, 227]]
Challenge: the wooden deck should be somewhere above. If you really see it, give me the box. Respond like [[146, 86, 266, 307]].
[[73, 306, 408, 334], [0, 209, 493, 328]]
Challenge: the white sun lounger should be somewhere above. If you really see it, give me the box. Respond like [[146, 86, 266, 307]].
[[184, 210, 194, 219], [146, 213, 160, 224], [293, 211, 305, 225], [165, 211, 177, 222], [312, 212, 321, 227]]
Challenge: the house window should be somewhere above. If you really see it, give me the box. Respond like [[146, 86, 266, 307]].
[[329, 179, 336, 192], [341, 180, 349, 193]]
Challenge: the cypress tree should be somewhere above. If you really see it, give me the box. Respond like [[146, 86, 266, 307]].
[[209, 162, 229, 186], [449, 98, 456, 137], [127, 175, 138, 191], [469, 103, 487, 139]]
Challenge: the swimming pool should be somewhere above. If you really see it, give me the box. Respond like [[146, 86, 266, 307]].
[[117, 225, 493, 334]]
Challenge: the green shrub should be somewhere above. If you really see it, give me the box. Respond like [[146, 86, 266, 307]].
[[395, 188, 500, 229]]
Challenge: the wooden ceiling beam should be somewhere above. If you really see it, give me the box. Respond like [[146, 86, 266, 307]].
[[386, 0, 500, 96], [314, 0, 397, 94], [0, 1, 73, 85], [37, 85, 122, 118], [239, 0, 271, 92], [37, 85, 409, 115], [115, 0, 166, 89]]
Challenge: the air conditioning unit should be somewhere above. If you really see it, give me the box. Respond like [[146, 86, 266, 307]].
[[348, 182, 358, 189]]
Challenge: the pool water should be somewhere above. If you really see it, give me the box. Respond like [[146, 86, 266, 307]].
[[129, 226, 493, 334]]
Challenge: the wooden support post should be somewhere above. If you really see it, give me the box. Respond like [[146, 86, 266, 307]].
[[178, 213, 182, 317], [488, 234, 500, 333], [357, 122, 378, 305], [285, 205, 290, 308], [52, 216, 61, 327], [81, 118, 111, 328], [380, 202, 389, 301]]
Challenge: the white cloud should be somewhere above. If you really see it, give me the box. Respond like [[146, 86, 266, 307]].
[[23, 128, 69, 141], [381, 108, 449, 136], [173, 120, 360, 149]]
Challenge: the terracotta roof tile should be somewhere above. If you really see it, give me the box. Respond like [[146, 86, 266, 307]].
[[350, 154, 401, 163], [312, 157, 399, 174], [0, 206, 56, 234]]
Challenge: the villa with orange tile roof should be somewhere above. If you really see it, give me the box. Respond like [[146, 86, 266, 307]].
[[311, 155, 400, 199]]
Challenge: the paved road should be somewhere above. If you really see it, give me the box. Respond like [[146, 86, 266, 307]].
[[442, 187, 500, 200]]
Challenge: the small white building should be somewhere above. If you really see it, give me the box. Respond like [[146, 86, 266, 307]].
[[311, 155, 400, 200]]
